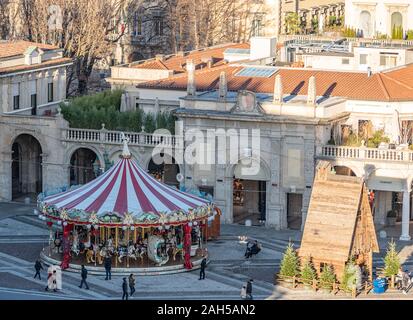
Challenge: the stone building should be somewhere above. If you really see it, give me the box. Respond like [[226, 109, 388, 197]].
[[0, 41, 72, 116], [345, 0, 413, 38]]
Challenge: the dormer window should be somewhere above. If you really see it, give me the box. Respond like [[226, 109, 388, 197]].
[[24, 47, 43, 65]]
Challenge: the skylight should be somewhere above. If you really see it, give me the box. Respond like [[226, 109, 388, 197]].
[[224, 48, 251, 55], [235, 67, 277, 78]]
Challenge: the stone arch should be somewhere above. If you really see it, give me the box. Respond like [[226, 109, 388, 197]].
[[360, 10, 372, 38], [147, 154, 181, 188], [327, 160, 363, 177], [11, 134, 43, 200], [334, 165, 357, 177], [391, 12, 403, 29], [228, 156, 271, 226], [68, 147, 102, 186]]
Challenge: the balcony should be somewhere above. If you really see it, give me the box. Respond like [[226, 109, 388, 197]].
[[318, 145, 413, 163], [64, 128, 177, 147]]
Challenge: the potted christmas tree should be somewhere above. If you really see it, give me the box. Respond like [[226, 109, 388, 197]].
[[278, 242, 300, 287], [300, 257, 317, 290], [383, 240, 400, 289], [319, 264, 336, 293]]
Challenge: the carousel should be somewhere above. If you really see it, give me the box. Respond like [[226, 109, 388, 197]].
[[37, 136, 220, 274]]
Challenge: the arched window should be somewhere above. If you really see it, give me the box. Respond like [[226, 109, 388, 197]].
[[360, 10, 372, 38], [391, 12, 403, 29]]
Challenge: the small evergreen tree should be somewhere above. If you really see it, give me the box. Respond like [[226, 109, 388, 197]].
[[341, 259, 358, 292], [383, 240, 400, 277], [279, 242, 300, 278], [300, 257, 317, 286], [319, 264, 336, 290]]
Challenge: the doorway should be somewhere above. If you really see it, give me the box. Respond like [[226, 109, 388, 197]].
[[233, 179, 266, 226], [287, 193, 303, 230]]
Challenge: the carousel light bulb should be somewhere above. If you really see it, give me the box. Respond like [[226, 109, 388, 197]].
[[165, 225, 170, 230], [188, 222, 193, 227], [86, 224, 91, 229], [193, 221, 198, 226], [42, 216, 47, 221], [34, 209, 38, 215], [158, 226, 163, 231], [63, 221, 68, 227], [122, 226, 127, 231], [130, 226, 135, 231], [38, 214, 42, 220], [57, 220, 62, 226]]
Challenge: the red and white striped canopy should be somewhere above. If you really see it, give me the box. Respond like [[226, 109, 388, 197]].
[[41, 156, 212, 226]]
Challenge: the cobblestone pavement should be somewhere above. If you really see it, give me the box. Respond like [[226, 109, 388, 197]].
[[1, 202, 413, 300]]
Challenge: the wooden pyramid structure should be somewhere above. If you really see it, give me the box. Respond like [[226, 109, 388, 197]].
[[299, 161, 379, 280]]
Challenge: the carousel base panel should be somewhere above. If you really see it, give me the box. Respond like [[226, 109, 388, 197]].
[[40, 249, 207, 276]]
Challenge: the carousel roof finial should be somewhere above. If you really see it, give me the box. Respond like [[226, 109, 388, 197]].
[[121, 132, 131, 158]]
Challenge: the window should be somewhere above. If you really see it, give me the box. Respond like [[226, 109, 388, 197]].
[[13, 95, 20, 110], [12, 83, 20, 110], [252, 16, 263, 37], [359, 54, 368, 65], [342, 58, 350, 65], [154, 17, 163, 36], [133, 12, 142, 36], [48, 82, 54, 102], [380, 54, 397, 67], [31, 94, 37, 115]]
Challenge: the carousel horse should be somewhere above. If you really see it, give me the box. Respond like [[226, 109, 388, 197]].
[[167, 237, 184, 261], [71, 232, 80, 256], [53, 238, 62, 254], [147, 235, 169, 266], [135, 244, 147, 262], [85, 248, 95, 263]]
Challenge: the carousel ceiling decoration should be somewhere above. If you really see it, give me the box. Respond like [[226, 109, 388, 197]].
[[38, 135, 216, 227]]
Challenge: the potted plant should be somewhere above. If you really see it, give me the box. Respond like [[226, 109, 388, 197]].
[[278, 242, 300, 287], [319, 264, 336, 293], [383, 240, 400, 289], [341, 260, 359, 295], [300, 257, 317, 290], [387, 210, 397, 226]]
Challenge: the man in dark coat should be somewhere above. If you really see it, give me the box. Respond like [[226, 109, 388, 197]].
[[34, 259, 43, 280], [104, 256, 112, 280], [122, 277, 129, 300], [79, 265, 90, 289], [246, 279, 253, 300], [199, 256, 207, 280]]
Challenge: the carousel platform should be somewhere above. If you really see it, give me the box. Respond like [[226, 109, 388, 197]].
[[40, 249, 208, 276]]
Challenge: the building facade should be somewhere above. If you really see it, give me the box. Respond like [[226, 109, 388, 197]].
[[345, 0, 413, 38], [0, 41, 72, 116]]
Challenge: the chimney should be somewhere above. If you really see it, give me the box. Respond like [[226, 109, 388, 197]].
[[307, 76, 316, 105], [367, 67, 372, 77], [273, 74, 283, 104], [219, 71, 227, 100], [187, 59, 196, 97], [201, 56, 213, 68], [155, 54, 165, 61]]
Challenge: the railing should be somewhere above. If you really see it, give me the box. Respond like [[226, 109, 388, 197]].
[[64, 128, 177, 147], [279, 35, 413, 47], [276, 274, 373, 298], [319, 145, 413, 163]]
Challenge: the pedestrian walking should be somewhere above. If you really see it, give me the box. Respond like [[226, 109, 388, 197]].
[[122, 277, 129, 300], [240, 285, 247, 300], [199, 256, 207, 280], [34, 259, 43, 280], [129, 274, 135, 296], [45, 267, 57, 292], [104, 255, 112, 280], [246, 279, 253, 300], [79, 265, 90, 289]]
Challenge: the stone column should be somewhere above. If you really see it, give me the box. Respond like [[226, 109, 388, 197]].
[[400, 190, 411, 241]]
